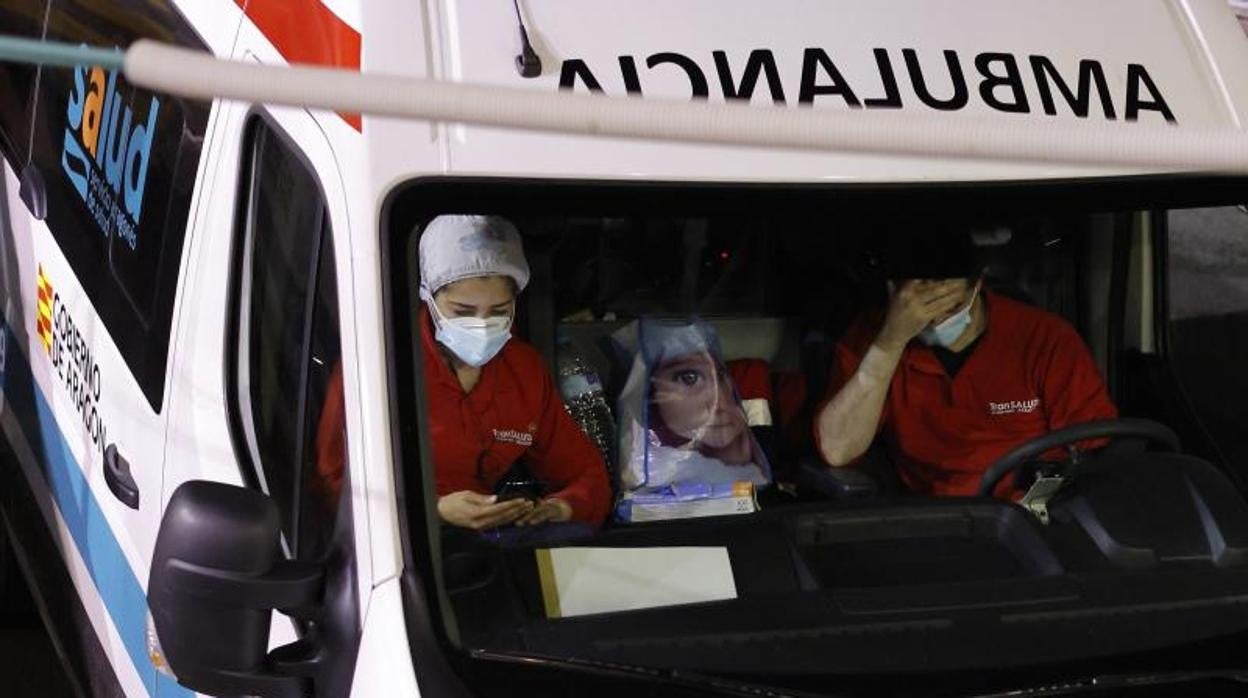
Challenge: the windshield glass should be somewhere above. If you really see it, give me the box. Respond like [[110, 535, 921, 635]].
[[382, 180, 1248, 696]]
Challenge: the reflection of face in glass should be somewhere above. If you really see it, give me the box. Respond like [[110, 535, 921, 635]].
[[649, 353, 753, 466]]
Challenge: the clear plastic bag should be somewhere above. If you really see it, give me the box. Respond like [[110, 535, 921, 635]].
[[613, 318, 772, 495]]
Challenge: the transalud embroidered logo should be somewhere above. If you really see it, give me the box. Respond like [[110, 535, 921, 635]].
[[988, 398, 1041, 416], [493, 428, 534, 446]]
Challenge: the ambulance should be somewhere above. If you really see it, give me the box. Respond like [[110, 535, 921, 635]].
[[6, 0, 1248, 696]]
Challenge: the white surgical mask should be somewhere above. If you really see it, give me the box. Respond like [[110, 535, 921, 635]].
[[918, 285, 979, 348], [429, 301, 512, 367]]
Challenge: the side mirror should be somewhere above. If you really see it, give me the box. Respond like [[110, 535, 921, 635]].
[[149, 481, 323, 698]]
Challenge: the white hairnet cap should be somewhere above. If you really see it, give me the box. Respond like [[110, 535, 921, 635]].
[[418, 215, 530, 298]]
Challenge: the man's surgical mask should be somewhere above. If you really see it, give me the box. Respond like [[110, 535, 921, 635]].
[[429, 301, 512, 367], [918, 285, 979, 348]]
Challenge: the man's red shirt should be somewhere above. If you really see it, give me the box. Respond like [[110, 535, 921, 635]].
[[819, 291, 1117, 497]]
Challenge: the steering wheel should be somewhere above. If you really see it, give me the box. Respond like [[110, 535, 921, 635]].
[[977, 418, 1181, 497]]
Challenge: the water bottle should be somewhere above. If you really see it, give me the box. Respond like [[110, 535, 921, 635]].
[[556, 341, 616, 490]]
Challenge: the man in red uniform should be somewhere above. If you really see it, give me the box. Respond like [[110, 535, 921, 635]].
[[814, 274, 1117, 497], [316, 215, 610, 528]]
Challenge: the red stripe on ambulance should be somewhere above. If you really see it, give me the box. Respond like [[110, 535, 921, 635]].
[[235, 0, 363, 131]]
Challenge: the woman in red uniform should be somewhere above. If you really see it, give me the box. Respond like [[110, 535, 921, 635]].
[[316, 215, 611, 529]]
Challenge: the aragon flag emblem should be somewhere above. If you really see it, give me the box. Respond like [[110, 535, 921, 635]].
[[36, 265, 53, 354]]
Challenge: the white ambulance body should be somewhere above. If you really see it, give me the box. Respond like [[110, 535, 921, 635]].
[[3, 1, 1248, 697]]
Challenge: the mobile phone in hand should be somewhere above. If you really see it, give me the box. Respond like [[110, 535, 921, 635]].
[[495, 479, 542, 503]]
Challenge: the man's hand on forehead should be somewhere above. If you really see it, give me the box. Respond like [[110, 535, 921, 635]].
[[910, 278, 965, 289], [877, 279, 973, 351], [912, 280, 970, 315]]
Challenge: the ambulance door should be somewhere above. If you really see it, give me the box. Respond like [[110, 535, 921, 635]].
[[6, 1, 216, 696], [161, 92, 362, 693]]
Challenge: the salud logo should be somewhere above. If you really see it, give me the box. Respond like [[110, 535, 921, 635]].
[[59, 59, 160, 251]]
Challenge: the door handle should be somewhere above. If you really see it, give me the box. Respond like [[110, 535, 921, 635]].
[[104, 444, 140, 509]]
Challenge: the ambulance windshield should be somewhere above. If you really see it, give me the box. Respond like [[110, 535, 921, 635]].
[[387, 179, 1248, 696]]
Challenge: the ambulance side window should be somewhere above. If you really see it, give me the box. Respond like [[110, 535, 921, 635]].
[[0, 0, 45, 166], [28, 0, 212, 410], [231, 117, 342, 559], [1167, 206, 1248, 484]]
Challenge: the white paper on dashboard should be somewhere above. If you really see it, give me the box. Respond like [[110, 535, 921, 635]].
[[535, 546, 738, 619]]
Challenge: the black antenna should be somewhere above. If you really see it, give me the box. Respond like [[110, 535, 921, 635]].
[[511, 0, 542, 78]]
